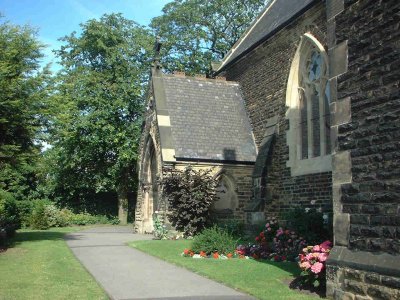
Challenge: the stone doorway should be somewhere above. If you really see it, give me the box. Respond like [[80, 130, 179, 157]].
[[141, 136, 159, 233]]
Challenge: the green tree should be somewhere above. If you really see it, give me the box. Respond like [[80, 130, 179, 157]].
[[151, 0, 268, 76], [49, 14, 153, 223], [0, 18, 50, 200]]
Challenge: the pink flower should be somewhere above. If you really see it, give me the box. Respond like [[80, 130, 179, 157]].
[[312, 245, 321, 252], [305, 253, 314, 261], [311, 262, 324, 274], [300, 261, 311, 270], [266, 223, 270, 227], [320, 240, 332, 252], [318, 252, 328, 262]]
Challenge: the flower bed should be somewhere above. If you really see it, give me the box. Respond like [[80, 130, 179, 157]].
[[298, 240, 332, 288], [180, 217, 332, 294], [181, 248, 250, 259]]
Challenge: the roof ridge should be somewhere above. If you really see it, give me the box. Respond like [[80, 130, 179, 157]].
[[218, 0, 277, 71], [162, 72, 240, 85]]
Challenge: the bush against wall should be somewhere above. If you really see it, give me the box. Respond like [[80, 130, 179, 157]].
[[160, 166, 218, 236], [282, 208, 333, 244]]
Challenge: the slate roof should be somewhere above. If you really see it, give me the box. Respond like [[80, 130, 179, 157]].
[[217, 0, 317, 72], [154, 72, 257, 163]]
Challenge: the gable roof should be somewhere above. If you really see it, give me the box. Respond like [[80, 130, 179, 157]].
[[217, 0, 318, 72], [152, 69, 257, 163]]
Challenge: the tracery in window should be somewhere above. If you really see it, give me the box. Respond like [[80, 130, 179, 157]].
[[285, 33, 332, 176], [298, 43, 330, 159]]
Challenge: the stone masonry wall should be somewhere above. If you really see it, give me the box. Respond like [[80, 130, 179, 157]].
[[326, 0, 400, 299], [336, 0, 400, 255], [224, 2, 332, 218]]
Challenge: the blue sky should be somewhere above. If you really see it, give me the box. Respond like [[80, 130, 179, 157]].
[[0, 0, 171, 71]]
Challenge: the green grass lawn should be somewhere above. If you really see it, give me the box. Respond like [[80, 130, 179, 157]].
[[129, 239, 319, 300], [0, 227, 107, 300]]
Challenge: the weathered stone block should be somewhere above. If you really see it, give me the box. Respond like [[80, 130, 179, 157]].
[[381, 275, 400, 289], [334, 213, 350, 246], [329, 41, 348, 78], [327, 0, 344, 20], [367, 286, 395, 300], [345, 279, 366, 295]]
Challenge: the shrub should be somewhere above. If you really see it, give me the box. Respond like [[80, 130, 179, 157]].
[[107, 215, 120, 225], [0, 190, 20, 238], [272, 227, 307, 261], [44, 204, 73, 227], [191, 226, 237, 255], [160, 166, 219, 237], [153, 213, 168, 239], [69, 212, 98, 225], [298, 240, 332, 288], [215, 219, 244, 238], [283, 208, 333, 244], [30, 201, 50, 230], [15, 200, 34, 228], [242, 218, 307, 261]]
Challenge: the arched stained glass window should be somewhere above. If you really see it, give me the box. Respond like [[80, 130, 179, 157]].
[[298, 45, 330, 159], [285, 33, 332, 176]]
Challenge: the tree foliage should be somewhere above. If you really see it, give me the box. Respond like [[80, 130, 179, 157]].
[[151, 0, 268, 75], [0, 18, 50, 200], [160, 166, 219, 236], [47, 14, 153, 221]]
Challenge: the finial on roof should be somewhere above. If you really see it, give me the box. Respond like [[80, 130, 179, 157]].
[[153, 36, 162, 68]]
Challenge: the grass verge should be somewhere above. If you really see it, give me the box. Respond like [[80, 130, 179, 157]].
[[129, 239, 319, 300], [0, 227, 107, 300]]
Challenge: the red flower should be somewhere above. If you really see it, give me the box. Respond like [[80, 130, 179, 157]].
[[255, 236, 260, 242], [260, 232, 265, 238], [227, 253, 233, 259], [190, 251, 194, 257], [282, 256, 286, 261], [252, 253, 259, 259], [183, 249, 190, 255], [236, 249, 245, 255], [200, 251, 207, 257], [274, 255, 280, 261], [213, 252, 219, 259]]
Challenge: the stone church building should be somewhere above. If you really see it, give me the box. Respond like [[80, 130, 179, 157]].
[[135, 0, 399, 298]]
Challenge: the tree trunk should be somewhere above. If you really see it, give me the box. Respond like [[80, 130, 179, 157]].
[[117, 187, 128, 225]]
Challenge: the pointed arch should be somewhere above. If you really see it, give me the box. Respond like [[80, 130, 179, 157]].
[[286, 33, 332, 176], [213, 171, 238, 212], [140, 133, 160, 232]]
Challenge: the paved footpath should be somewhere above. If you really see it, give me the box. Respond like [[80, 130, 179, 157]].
[[65, 226, 255, 300]]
